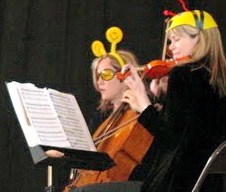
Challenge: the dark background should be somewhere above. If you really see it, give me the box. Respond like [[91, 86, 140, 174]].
[[0, 0, 225, 192]]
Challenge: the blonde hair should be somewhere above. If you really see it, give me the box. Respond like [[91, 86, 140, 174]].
[[91, 50, 140, 110], [168, 25, 226, 97]]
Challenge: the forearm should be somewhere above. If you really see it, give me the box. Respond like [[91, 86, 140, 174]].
[[138, 105, 179, 150]]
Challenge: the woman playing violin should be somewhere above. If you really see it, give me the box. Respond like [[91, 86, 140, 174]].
[[72, 9, 226, 192], [122, 10, 226, 192]]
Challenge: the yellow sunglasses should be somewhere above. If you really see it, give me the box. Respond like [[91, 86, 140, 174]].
[[96, 69, 119, 81]]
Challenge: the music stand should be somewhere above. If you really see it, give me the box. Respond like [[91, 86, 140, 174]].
[[44, 166, 55, 192], [29, 145, 115, 191]]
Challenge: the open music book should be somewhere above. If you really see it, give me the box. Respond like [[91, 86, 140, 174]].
[[6, 81, 114, 170]]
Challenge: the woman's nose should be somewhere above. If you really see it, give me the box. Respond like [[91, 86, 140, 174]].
[[168, 42, 175, 51], [97, 77, 104, 85]]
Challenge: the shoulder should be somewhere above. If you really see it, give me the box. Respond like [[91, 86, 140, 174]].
[[166, 61, 215, 104], [171, 61, 209, 76], [169, 62, 210, 85]]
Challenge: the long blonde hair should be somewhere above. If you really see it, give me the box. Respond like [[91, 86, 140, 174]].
[[91, 49, 140, 111], [169, 25, 226, 97]]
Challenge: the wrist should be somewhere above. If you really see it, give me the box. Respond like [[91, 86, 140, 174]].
[[140, 102, 152, 113]]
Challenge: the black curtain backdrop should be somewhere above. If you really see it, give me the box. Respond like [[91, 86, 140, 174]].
[[0, 1, 225, 192]]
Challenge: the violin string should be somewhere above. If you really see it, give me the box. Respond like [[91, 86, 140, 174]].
[[94, 114, 140, 145]]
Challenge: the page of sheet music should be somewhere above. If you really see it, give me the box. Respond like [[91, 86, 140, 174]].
[[6, 82, 40, 147], [17, 83, 71, 148], [48, 89, 96, 151]]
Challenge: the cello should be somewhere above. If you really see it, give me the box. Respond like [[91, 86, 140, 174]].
[[63, 101, 154, 191]]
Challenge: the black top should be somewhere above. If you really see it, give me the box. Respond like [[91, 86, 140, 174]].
[[136, 61, 226, 192], [88, 109, 112, 135]]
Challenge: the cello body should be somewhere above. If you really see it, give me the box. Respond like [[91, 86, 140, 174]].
[[64, 109, 154, 191]]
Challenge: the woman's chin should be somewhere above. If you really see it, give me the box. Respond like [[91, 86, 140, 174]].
[[101, 96, 110, 101]]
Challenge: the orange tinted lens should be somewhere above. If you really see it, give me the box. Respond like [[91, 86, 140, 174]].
[[100, 69, 115, 81]]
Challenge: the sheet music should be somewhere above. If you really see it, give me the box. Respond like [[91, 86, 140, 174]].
[[6, 82, 41, 147], [17, 83, 70, 148], [48, 89, 96, 151], [6, 81, 96, 151]]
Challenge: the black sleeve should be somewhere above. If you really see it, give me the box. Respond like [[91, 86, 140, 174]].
[[138, 65, 197, 150]]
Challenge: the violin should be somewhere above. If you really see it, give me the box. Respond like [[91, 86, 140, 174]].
[[116, 56, 191, 81]]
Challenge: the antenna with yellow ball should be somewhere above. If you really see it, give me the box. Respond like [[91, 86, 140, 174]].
[[91, 26, 125, 68]]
